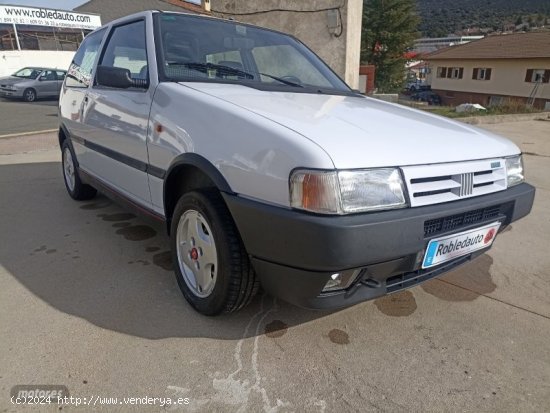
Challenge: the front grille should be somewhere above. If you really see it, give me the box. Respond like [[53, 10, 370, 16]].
[[402, 159, 507, 207], [424, 205, 501, 237], [386, 255, 471, 293]]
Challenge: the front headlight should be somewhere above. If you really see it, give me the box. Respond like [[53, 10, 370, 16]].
[[290, 168, 407, 214], [505, 155, 524, 187]]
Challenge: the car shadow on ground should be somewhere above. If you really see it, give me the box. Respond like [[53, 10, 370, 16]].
[[0, 161, 338, 340]]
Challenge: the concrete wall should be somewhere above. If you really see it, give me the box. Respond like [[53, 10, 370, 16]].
[[427, 58, 550, 100], [210, 0, 363, 88], [0, 51, 75, 77]]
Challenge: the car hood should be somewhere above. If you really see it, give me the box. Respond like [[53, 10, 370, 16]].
[[181, 82, 520, 169], [0, 76, 27, 86]]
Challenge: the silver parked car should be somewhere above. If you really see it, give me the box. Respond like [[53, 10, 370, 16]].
[[0, 67, 66, 102]]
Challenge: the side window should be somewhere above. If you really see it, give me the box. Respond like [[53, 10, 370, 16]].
[[66, 28, 106, 88], [41, 70, 56, 81], [99, 20, 148, 83], [56, 71, 66, 81]]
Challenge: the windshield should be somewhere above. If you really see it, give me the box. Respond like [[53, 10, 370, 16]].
[[155, 13, 352, 95], [12, 68, 43, 79]]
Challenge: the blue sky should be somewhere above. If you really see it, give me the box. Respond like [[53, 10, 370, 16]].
[[0, 0, 88, 10]]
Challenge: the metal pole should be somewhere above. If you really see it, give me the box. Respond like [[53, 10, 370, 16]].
[[12, 23, 21, 50], [53, 26, 58, 51]]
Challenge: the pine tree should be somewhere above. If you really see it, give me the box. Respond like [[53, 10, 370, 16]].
[[361, 0, 420, 93]]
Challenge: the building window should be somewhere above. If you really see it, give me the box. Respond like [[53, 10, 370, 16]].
[[450, 67, 463, 79], [525, 69, 550, 83], [473, 68, 492, 80], [436, 66, 463, 79], [0, 24, 18, 50]]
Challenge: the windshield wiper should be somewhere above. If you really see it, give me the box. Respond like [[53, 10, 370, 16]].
[[166, 61, 304, 88], [257, 73, 303, 88], [166, 62, 254, 79]]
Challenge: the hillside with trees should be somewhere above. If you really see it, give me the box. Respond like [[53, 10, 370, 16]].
[[418, 0, 550, 37]]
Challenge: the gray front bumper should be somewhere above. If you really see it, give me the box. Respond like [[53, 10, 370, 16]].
[[224, 183, 535, 309]]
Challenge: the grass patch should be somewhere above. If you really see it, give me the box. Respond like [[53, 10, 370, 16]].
[[425, 102, 543, 119]]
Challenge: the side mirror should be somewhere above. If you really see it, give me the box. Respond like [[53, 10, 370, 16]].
[[96, 66, 136, 89]]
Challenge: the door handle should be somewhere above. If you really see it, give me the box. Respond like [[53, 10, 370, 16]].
[[80, 95, 88, 119]]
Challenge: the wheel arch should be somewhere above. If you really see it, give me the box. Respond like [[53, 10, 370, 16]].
[[163, 153, 233, 233], [23, 87, 37, 101]]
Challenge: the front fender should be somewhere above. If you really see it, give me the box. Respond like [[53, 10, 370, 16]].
[[147, 82, 335, 209]]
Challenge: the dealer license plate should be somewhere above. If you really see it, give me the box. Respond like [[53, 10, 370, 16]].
[[422, 222, 501, 269]]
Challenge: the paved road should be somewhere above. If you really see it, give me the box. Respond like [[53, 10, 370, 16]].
[[0, 121, 549, 412], [0, 98, 58, 136]]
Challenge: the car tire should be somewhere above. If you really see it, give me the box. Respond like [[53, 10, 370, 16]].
[[23, 88, 37, 102], [171, 189, 259, 315], [61, 140, 97, 201]]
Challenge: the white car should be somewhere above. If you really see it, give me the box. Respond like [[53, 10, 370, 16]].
[[58, 11, 535, 315]]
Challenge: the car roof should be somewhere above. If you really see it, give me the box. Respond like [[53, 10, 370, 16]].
[[20, 67, 66, 72]]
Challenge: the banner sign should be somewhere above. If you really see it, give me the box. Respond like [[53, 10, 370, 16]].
[[0, 5, 102, 30]]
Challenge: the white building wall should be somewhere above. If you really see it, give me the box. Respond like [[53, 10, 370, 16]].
[[0, 51, 75, 77], [428, 58, 550, 100]]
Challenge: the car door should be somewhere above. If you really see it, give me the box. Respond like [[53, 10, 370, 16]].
[[36, 70, 58, 97], [81, 19, 152, 208], [60, 27, 107, 166]]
